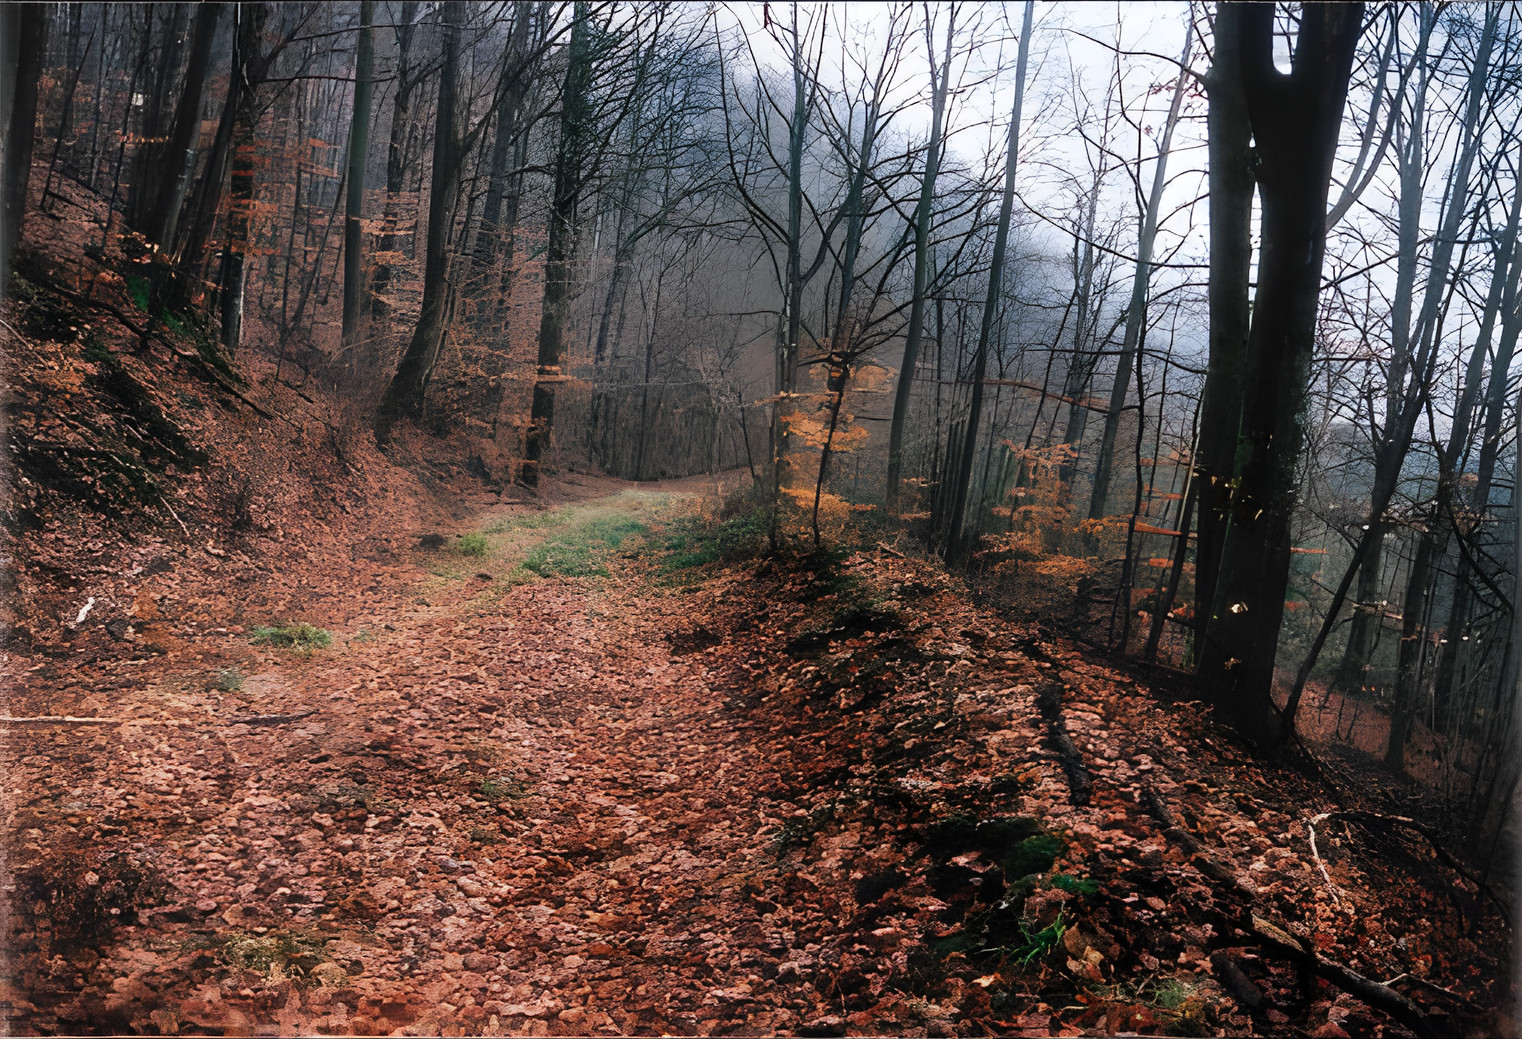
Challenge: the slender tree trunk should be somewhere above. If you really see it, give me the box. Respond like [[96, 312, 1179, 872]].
[[370, 0, 420, 320], [343, 0, 375, 356], [942, 0, 1032, 563], [885, 5, 954, 511], [40, 8, 88, 215], [1086, 21, 1192, 520], [219, 4, 271, 354], [521, 1, 591, 484], [473, 1, 532, 282], [1332, 6, 1437, 694], [768, 3, 811, 523]]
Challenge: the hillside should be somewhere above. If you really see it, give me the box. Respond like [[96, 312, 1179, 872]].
[[1, 197, 1512, 1037]]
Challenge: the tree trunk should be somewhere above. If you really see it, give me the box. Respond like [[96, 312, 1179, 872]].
[[885, 6, 953, 511], [376, 0, 465, 443], [1, 3, 47, 295], [145, 3, 220, 255], [942, 0, 1032, 564], [370, 0, 421, 320], [218, 4, 271, 354], [1086, 20, 1192, 521], [1331, 6, 1437, 693], [1195, 3, 1362, 746], [342, 0, 375, 356], [521, 1, 591, 485], [1191, 1, 1254, 664]]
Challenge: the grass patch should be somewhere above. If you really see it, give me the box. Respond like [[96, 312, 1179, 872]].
[[249, 622, 332, 652], [520, 512, 649, 578], [457, 532, 490, 557], [656, 493, 771, 573]]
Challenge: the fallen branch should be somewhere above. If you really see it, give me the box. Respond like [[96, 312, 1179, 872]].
[[0, 715, 126, 724], [1250, 913, 1435, 1036], [227, 710, 317, 726], [1138, 783, 1256, 897], [1035, 681, 1092, 806], [1208, 950, 1265, 1010], [1329, 810, 1511, 929]]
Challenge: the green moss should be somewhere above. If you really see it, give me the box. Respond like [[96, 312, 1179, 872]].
[[478, 775, 531, 801], [1001, 834, 1065, 879], [217, 927, 329, 978], [1048, 873, 1098, 895]]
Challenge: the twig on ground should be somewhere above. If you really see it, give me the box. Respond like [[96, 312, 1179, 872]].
[[1307, 812, 1344, 906]]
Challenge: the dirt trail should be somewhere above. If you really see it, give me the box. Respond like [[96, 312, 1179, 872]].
[[5, 481, 858, 1036]]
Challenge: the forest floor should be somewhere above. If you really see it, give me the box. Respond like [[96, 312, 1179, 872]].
[[1, 471, 1514, 1037], [1, 174, 1514, 1036]]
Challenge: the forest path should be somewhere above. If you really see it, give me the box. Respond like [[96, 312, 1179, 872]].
[[6, 477, 837, 1035]]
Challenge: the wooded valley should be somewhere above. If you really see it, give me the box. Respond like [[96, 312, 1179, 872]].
[[1, 1, 1520, 1036]]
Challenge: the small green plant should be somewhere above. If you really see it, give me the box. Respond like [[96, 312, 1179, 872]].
[[125, 274, 153, 313], [478, 775, 530, 801], [215, 668, 245, 692], [456, 532, 490, 557], [1007, 912, 1067, 965], [249, 622, 332, 651]]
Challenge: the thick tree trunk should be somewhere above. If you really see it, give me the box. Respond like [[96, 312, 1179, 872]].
[[1192, 2, 1254, 665], [145, 3, 220, 254], [1, 4, 47, 295], [1195, 3, 1362, 745], [376, 0, 465, 443]]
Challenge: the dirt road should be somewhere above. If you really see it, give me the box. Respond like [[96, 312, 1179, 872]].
[[4, 487, 894, 1035]]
